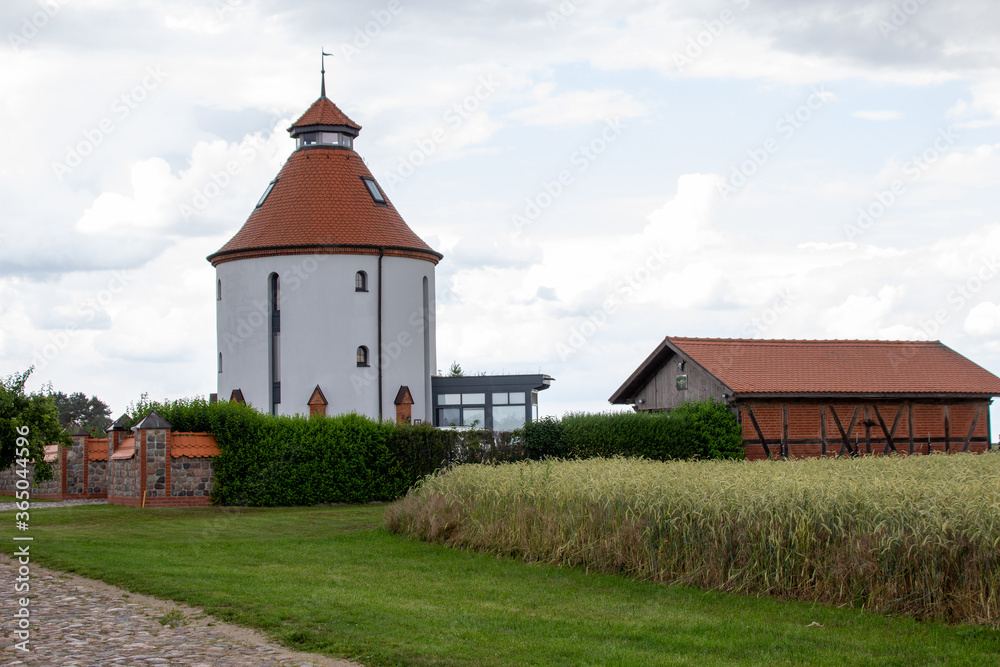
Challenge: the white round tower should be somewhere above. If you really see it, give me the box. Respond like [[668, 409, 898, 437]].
[[208, 89, 440, 422]]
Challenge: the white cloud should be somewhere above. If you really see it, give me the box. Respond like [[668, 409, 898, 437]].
[[852, 110, 902, 121], [508, 87, 648, 126], [965, 302, 1000, 335], [819, 286, 903, 339]]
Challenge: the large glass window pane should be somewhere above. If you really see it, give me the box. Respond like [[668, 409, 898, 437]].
[[492, 405, 525, 431], [508, 392, 526, 405], [438, 408, 461, 426], [462, 408, 485, 427], [492, 392, 508, 405], [439, 394, 461, 405], [462, 393, 485, 405]]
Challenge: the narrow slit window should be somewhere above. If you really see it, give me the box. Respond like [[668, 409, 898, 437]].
[[217, 279, 222, 301], [256, 179, 278, 208], [361, 177, 387, 205]]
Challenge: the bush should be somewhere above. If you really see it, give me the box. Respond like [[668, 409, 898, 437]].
[[524, 400, 743, 462]]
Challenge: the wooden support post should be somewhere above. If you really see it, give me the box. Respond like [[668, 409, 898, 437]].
[[944, 405, 950, 454], [746, 406, 772, 460], [864, 405, 872, 455], [830, 406, 860, 458], [872, 404, 901, 455], [781, 405, 789, 459], [908, 403, 915, 455], [820, 405, 828, 457], [963, 404, 983, 453]]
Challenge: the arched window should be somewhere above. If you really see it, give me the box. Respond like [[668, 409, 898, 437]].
[[218, 353, 223, 374], [269, 273, 281, 415], [217, 279, 222, 301], [355, 271, 368, 292], [356, 346, 369, 367]]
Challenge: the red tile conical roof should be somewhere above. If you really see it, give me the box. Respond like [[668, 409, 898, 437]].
[[209, 96, 440, 266], [290, 97, 361, 131], [209, 148, 440, 265]]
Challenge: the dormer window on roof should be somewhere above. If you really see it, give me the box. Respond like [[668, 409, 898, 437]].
[[361, 177, 387, 205], [256, 179, 278, 208]]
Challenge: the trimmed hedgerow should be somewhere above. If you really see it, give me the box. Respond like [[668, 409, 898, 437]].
[[127, 398, 526, 506], [125, 396, 740, 506], [523, 399, 744, 461]]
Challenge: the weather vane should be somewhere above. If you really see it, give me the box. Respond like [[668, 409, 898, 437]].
[[321, 49, 333, 98]]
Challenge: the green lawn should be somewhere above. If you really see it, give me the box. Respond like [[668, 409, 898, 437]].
[[3, 504, 998, 666]]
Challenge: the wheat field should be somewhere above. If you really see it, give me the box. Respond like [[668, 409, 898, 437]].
[[385, 453, 1000, 625]]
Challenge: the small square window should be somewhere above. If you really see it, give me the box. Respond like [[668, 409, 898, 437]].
[[361, 177, 387, 205], [508, 392, 526, 405], [492, 392, 508, 405]]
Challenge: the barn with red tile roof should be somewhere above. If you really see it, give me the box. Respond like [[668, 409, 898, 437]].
[[610, 337, 1000, 459]]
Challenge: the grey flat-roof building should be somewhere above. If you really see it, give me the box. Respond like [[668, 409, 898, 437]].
[[431, 374, 553, 430]]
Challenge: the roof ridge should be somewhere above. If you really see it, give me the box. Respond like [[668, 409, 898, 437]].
[[668, 336, 942, 345]]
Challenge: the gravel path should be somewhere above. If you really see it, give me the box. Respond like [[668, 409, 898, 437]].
[[0, 499, 109, 512], [0, 504, 362, 666]]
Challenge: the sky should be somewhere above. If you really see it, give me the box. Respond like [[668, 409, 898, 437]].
[[2, 0, 1000, 433]]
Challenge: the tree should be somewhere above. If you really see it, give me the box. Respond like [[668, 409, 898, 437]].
[[0, 368, 71, 482], [448, 361, 464, 377], [47, 388, 112, 436]]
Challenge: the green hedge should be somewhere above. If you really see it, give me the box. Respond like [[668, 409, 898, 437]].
[[127, 398, 525, 506], [523, 399, 744, 461], [125, 396, 741, 506]]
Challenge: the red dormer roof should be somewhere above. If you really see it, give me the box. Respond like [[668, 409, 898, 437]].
[[208, 96, 440, 266], [290, 96, 361, 131]]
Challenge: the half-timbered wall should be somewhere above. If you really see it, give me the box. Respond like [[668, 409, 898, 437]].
[[740, 399, 992, 460]]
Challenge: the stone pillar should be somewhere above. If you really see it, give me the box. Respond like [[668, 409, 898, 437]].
[[133, 412, 172, 505]]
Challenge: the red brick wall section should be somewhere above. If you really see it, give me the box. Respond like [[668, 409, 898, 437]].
[[741, 400, 992, 459], [396, 403, 412, 425]]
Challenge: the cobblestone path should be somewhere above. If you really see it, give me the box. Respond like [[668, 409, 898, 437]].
[[0, 559, 360, 666], [0, 499, 108, 512]]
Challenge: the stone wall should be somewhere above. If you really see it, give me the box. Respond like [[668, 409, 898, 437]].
[[171, 457, 214, 499], [0, 434, 109, 500], [88, 460, 108, 495], [106, 415, 218, 507], [108, 446, 140, 500], [0, 415, 220, 507]]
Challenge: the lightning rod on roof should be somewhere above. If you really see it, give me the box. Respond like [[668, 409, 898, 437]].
[[320, 49, 333, 98]]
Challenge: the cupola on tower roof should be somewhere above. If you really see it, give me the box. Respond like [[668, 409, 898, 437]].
[[207, 84, 441, 266]]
